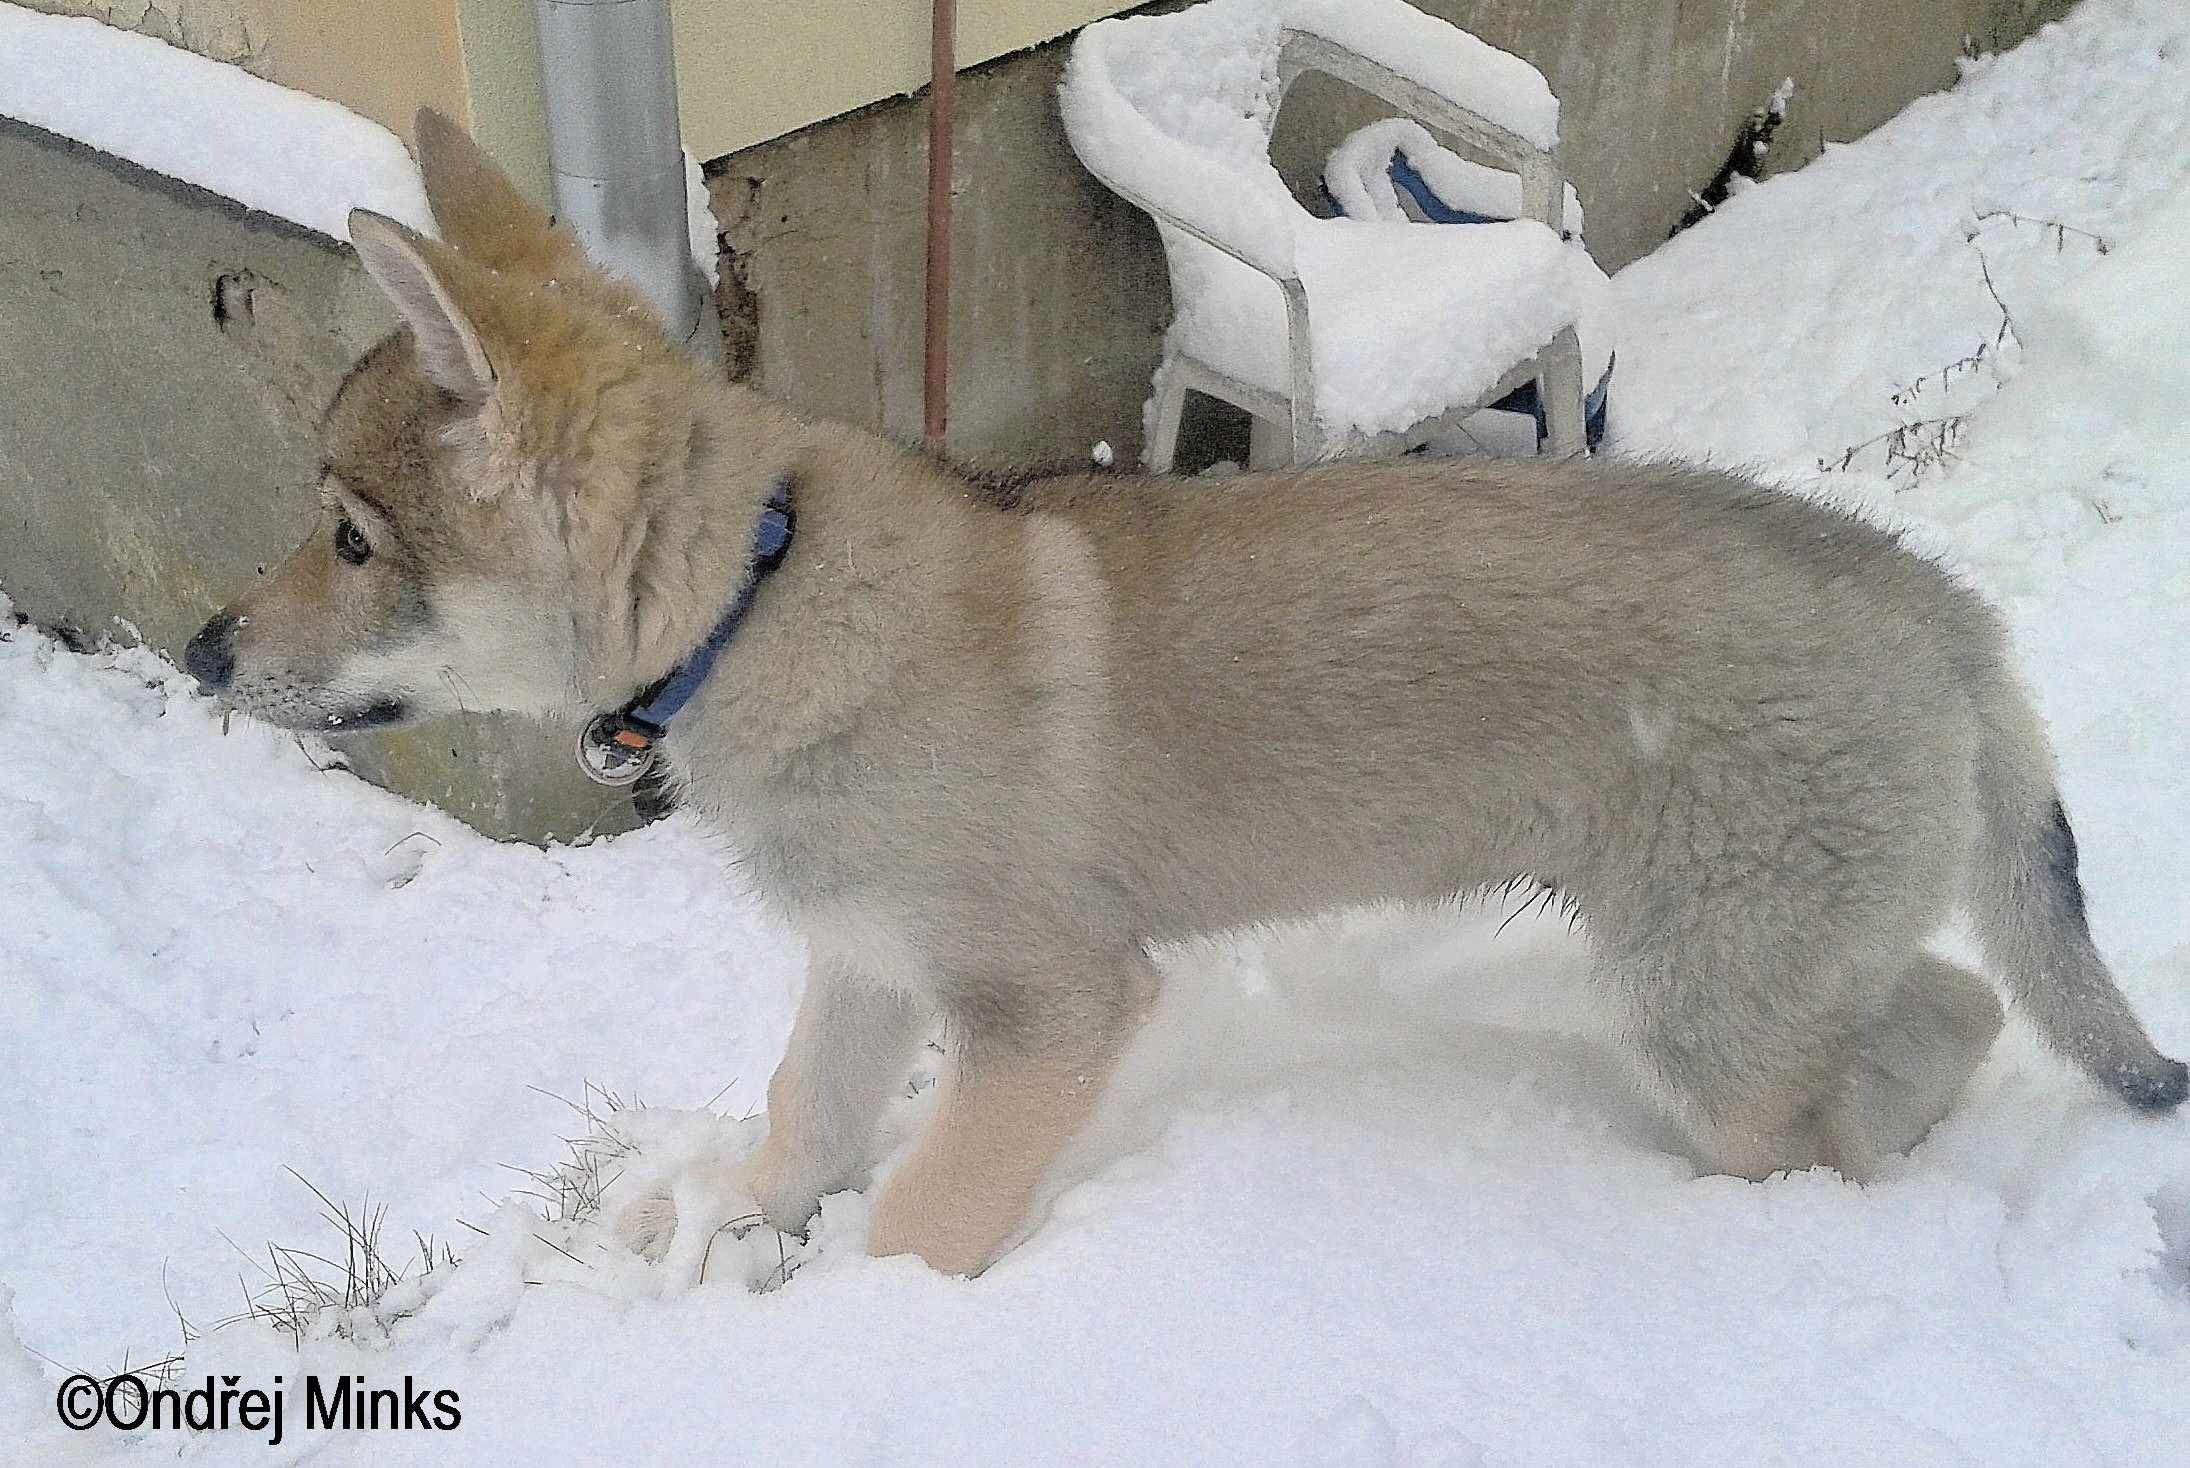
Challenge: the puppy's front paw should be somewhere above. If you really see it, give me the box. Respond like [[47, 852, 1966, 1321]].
[[730, 1139, 826, 1238], [588, 1109, 783, 1290], [613, 1185, 682, 1263]]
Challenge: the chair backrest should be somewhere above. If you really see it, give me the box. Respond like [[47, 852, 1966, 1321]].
[[1324, 117, 1583, 235], [1060, 1, 1301, 277], [1059, 0, 1567, 276]]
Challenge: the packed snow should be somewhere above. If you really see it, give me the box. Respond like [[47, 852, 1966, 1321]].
[[6, 0, 2190, 1462], [1162, 213, 1586, 432]]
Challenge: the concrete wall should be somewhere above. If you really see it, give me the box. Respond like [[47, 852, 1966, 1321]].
[[710, 44, 1170, 471], [711, 0, 2079, 468], [0, 118, 638, 841]]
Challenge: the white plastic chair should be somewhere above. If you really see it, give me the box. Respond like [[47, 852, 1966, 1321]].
[[1060, 0, 1594, 470]]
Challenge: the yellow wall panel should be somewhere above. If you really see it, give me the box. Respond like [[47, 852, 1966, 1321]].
[[673, 2, 1132, 159]]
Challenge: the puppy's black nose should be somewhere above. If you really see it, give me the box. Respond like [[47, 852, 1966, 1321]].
[[183, 611, 237, 691]]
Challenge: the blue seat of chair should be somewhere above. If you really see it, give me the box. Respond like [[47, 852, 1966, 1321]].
[[1388, 153, 1506, 226]]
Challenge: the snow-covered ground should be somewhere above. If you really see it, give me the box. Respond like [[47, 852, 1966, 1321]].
[[5, 0, 2188, 1461]]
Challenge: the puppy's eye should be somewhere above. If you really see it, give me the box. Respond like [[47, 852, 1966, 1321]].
[[333, 516, 372, 566]]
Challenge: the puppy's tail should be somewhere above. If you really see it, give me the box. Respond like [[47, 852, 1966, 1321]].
[[1966, 685, 2186, 1112]]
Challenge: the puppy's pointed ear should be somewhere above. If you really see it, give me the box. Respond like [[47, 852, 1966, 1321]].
[[412, 108, 582, 274], [349, 209, 494, 404]]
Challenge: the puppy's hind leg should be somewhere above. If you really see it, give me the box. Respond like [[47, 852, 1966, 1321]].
[[1633, 1021, 1848, 1183], [1608, 930, 1863, 1180], [1822, 953, 2003, 1166]]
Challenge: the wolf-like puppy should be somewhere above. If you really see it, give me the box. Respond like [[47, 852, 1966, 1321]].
[[187, 113, 2184, 1276]]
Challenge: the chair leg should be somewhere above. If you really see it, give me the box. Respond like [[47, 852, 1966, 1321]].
[[1144, 361, 1188, 475], [1287, 401, 1322, 467], [1247, 412, 1290, 470], [1538, 326, 1588, 458]]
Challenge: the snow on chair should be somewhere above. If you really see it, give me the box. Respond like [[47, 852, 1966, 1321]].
[[1060, 0, 1593, 470], [1323, 117, 1614, 451]]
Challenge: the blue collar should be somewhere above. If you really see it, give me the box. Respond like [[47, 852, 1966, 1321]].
[[578, 477, 796, 787]]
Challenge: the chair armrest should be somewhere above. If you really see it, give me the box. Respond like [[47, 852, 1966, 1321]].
[[1060, 23, 1301, 280], [1113, 186, 1315, 437], [1111, 181, 1300, 283]]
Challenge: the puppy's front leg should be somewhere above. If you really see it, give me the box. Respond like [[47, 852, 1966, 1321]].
[[868, 962, 1152, 1276], [866, 1056, 1119, 1276], [740, 955, 927, 1233]]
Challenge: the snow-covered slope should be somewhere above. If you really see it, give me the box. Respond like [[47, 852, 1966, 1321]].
[[4, 0, 2188, 1462]]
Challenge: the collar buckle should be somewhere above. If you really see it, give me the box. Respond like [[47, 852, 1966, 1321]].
[[578, 712, 662, 787]]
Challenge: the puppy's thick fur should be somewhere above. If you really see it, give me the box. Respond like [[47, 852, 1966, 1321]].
[[190, 114, 2185, 1276]]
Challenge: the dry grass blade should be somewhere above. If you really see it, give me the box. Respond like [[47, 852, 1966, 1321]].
[[198, 1172, 457, 1343], [1818, 229, 2035, 488], [1971, 208, 2112, 254]]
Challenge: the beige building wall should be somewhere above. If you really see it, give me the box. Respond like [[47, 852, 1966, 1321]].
[[268, 0, 471, 136], [674, 1, 1133, 159], [453, 0, 550, 202]]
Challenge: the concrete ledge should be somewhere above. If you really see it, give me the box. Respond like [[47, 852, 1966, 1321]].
[[0, 115, 636, 843]]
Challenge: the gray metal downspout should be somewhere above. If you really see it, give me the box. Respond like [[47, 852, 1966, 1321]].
[[533, 0, 723, 367]]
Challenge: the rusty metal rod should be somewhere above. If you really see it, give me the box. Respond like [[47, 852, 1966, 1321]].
[[922, 0, 957, 455]]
